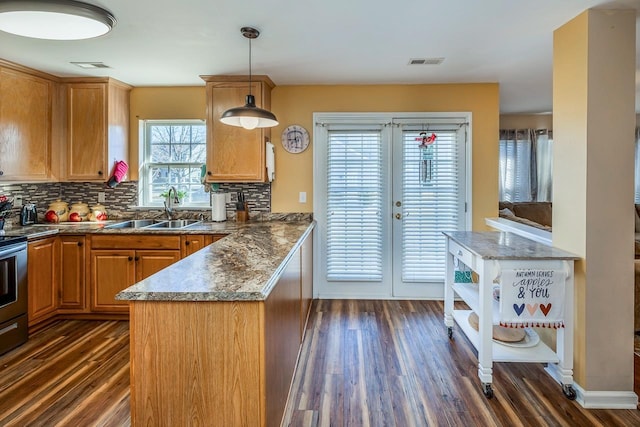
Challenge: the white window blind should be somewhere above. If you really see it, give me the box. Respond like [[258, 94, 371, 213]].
[[326, 130, 383, 281], [401, 128, 464, 282], [498, 130, 533, 202]]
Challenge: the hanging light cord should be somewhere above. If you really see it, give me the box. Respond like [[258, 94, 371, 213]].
[[248, 36, 252, 97]]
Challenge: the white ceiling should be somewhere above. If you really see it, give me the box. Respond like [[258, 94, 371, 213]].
[[0, 0, 638, 113]]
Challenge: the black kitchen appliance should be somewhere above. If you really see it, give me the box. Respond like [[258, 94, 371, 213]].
[[20, 203, 37, 226], [0, 236, 28, 356]]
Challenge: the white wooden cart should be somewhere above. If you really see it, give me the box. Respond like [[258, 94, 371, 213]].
[[443, 231, 580, 399]]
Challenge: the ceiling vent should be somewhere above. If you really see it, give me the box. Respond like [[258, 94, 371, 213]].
[[70, 61, 111, 69], [408, 57, 444, 65]]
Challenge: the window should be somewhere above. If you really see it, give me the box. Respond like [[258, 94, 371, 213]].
[[498, 129, 553, 202], [140, 120, 208, 207]]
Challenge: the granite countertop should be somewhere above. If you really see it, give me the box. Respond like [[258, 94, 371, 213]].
[[443, 231, 579, 260], [116, 221, 315, 302]]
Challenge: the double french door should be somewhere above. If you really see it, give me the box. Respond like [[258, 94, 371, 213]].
[[315, 113, 470, 299]]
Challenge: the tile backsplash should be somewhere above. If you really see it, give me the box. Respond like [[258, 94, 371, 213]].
[[0, 181, 272, 225]]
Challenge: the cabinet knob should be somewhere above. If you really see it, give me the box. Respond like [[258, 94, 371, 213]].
[[77, 241, 83, 247], [128, 256, 133, 261], [98, 170, 103, 175], [185, 241, 190, 246], [134, 256, 140, 261], [207, 171, 212, 176], [0, 170, 3, 176]]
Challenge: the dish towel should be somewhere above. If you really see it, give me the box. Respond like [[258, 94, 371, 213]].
[[106, 160, 128, 188], [498, 268, 566, 328]]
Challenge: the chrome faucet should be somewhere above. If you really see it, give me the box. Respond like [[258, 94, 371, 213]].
[[163, 186, 180, 220]]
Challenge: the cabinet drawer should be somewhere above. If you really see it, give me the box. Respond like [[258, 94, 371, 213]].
[[90, 235, 181, 250], [448, 240, 474, 269]]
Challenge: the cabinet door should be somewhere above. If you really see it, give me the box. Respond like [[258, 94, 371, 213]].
[[206, 81, 268, 182], [28, 237, 59, 326], [204, 234, 225, 245], [136, 250, 181, 282], [90, 249, 135, 312], [67, 83, 107, 180], [181, 235, 205, 258], [300, 232, 313, 340], [59, 235, 86, 312], [0, 67, 52, 180]]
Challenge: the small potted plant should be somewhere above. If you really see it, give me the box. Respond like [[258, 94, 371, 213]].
[[159, 189, 187, 205]]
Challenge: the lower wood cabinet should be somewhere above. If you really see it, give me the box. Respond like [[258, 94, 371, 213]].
[[27, 237, 59, 327], [181, 235, 205, 257], [129, 229, 312, 426], [59, 235, 87, 313], [89, 235, 182, 313]]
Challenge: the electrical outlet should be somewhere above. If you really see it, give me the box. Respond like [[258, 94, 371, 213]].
[[97, 192, 106, 203], [299, 192, 307, 203], [14, 195, 23, 207]]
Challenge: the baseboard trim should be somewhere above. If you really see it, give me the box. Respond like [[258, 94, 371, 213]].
[[545, 364, 638, 409]]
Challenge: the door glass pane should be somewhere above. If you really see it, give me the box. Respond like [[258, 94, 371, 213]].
[[402, 129, 463, 282], [326, 131, 383, 281]]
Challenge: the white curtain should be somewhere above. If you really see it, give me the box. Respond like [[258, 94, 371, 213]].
[[536, 130, 553, 202], [499, 129, 534, 202]]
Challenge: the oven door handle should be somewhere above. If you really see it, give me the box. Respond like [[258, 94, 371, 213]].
[[0, 245, 26, 260]]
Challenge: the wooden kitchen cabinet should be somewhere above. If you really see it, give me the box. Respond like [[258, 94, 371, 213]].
[[181, 235, 205, 257], [59, 235, 87, 313], [300, 231, 313, 340], [129, 228, 312, 426], [28, 237, 60, 327], [65, 78, 131, 181], [0, 63, 54, 181], [90, 249, 136, 312], [89, 234, 181, 313], [136, 250, 181, 281], [201, 75, 274, 182], [204, 234, 225, 245]]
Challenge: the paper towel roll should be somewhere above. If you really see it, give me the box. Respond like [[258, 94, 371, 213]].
[[211, 193, 226, 222]]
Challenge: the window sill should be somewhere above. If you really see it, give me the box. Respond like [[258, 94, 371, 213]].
[[129, 205, 211, 211]]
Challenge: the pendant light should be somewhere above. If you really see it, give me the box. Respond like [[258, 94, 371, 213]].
[[0, 0, 116, 40], [220, 27, 278, 130]]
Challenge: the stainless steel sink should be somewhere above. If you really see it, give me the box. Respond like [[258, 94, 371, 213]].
[[145, 220, 202, 229], [105, 219, 165, 229]]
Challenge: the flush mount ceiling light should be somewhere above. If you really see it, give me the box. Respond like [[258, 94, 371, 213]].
[[220, 27, 278, 130], [0, 0, 116, 40]]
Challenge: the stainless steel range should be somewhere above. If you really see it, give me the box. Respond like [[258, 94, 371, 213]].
[[0, 236, 28, 355]]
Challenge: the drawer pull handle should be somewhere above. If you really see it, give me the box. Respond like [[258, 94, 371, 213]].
[[457, 250, 463, 256]]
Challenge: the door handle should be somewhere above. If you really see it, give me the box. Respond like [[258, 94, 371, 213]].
[[395, 213, 401, 220]]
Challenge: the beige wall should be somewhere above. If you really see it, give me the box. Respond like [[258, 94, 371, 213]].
[[128, 84, 500, 230], [128, 86, 206, 180], [554, 9, 636, 392], [500, 114, 553, 130], [271, 84, 500, 230]]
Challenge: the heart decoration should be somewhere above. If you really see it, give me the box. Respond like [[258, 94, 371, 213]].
[[540, 303, 552, 316], [526, 303, 539, 315], [513, 304, 525, 316]]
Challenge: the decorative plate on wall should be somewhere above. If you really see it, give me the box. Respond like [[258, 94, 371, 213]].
[[281, 125, 310, 154]]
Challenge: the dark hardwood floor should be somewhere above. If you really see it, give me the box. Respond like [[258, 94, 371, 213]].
[[0, 320, 130, 427], [0, 301, 638, 426]]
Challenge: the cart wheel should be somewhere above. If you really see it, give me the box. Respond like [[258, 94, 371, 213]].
[[562, 384, 576, 400], [482, 383, 494, 399], [447, 327, 453, 339]]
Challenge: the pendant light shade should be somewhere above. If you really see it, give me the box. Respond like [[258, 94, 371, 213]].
[[220, 27, 278, 130], [0, 0, 116, 40]]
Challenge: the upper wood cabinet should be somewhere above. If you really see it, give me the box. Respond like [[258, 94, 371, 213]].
[[0, 64, 54, 181], [64, 78, 131, 181], [201, 75, 274, 182]]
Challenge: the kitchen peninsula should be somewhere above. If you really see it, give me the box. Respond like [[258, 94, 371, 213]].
[[116, 221, 314, 427]]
